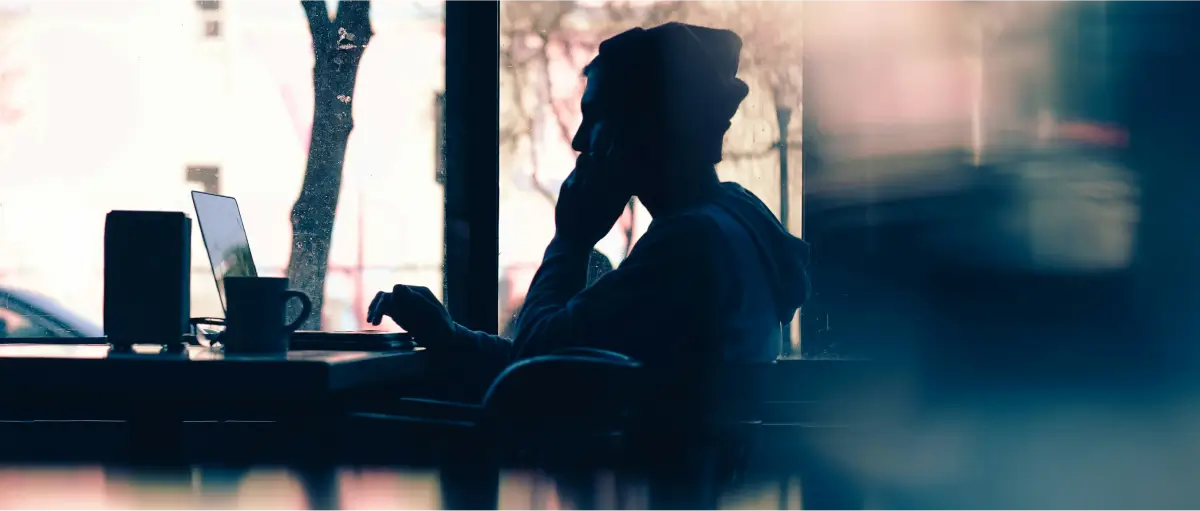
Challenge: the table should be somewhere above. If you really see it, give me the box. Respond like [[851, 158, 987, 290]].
[[0, 343, 428, 465], [0, 344, 424, 409]]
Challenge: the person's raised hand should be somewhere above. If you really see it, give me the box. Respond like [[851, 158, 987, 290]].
[[553, 153, 632, 251], [366, 285, 455, 348]]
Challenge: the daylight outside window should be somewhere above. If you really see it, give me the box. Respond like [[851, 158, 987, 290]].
[[0, 0, 445, 334]]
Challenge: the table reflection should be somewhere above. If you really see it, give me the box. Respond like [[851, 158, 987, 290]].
[[0, 465, 788, 510], [0, 344, 113, 359], [0, 344, 384, 363]]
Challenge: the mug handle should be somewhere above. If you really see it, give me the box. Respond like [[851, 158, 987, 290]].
[[283, 290, 313, 332]]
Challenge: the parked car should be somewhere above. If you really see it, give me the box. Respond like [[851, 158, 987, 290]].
[[0, 286, 103, 339]]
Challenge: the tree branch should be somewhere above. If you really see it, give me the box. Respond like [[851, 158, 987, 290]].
[[335, 0, 374, 48], [534, 14, 579, 150], [641, 0, 686, 26], [502, 30, 556, 205], [302, 1, 334, 50], [500, 2, 576, 207], [517, 70, 557, 205]]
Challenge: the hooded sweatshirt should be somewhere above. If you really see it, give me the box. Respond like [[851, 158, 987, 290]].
[[456, 181, 811, 366]]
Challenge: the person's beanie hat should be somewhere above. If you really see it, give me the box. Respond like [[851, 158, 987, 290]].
[[588, 22, 750, 161]]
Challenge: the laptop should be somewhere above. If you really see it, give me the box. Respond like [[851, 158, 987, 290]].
[[191, 191, 413, 350]]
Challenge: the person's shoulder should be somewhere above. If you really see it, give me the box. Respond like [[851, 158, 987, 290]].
[[644, 207, 725, 239], [631, 208, 725, 260]]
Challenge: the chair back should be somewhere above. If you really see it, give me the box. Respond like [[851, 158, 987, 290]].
[[481, 348, 643, 439]]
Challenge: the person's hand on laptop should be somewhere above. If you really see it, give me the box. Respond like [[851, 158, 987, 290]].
[[367, 285, 455, 347]]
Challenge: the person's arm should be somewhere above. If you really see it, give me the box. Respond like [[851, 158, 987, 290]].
[[452, 323, 513, 362], [368, 284, 514, 364], [512, 214, 725, 362]]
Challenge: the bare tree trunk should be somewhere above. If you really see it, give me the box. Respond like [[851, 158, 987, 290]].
[[286, 0, 372, 329]]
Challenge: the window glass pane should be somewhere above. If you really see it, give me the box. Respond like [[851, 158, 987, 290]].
[[497, 1, 802, 349], [0, 0, 445, 331]]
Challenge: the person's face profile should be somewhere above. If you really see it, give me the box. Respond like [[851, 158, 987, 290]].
[[571, 62, 654, 198], [573, 65, 613, 157]]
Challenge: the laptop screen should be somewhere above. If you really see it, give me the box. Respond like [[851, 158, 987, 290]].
[[191, 191, 258, 312]]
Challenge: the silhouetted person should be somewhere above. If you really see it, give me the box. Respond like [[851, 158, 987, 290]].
[[368, 22, 809, 378]]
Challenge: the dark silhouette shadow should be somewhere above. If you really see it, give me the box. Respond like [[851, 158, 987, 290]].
[[375, 19, 808, 404], [365, 21, 811, 510]]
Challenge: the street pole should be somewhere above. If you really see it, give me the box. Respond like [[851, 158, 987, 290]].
[[776, 105, 793, 357]]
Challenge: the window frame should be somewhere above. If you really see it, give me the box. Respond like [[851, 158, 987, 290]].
[[443, 1, 501, 335]]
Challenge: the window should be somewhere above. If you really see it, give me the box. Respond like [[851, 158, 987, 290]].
[[497, 1, 803, 353], [0, 0, 446, 332], [186, 165, 221, 194], [0, 0, 1144, 361], [195, 0, 222, 40], [204, 20, 221, 39]]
